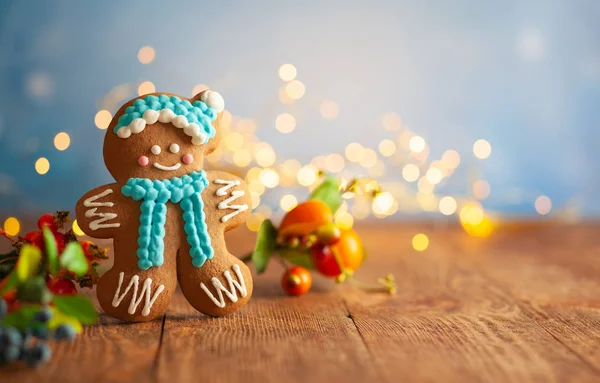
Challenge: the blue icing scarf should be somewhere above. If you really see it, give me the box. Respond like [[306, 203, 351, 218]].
[[121, 170, 213, 270]]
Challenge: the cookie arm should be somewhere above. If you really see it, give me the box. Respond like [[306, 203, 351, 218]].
[[204, 171, 251, 232], [75, 183, 124, 239]]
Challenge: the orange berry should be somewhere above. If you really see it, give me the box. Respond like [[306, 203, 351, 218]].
[[281, 266, 312, 296], [279, 200, 333, 237], [311, 229, 364, 277]]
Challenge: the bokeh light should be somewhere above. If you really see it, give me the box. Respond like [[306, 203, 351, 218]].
[[297, 165, 318, 186], [381, 112, 402, 131], [378, 139, 396, 157], [345, 143, 364, 162], [3, 217, 20, 236], [441, 150, 461, 169], [473, 139, 492, 159], [256, 147, 276, 167], [535, 195, 552, 215], [372, 192, 394, 215], [425, 167, 443, 185], [246, 213, 265, 232], [137, 46, 155, 64], [285, 80, 305, 100], [473, 179, 491, 200], [94, 110, 112, 130], [335, 211, 354, 230], [138, 81, 156, 96], [280, 194, 298, 212], [54, 132, 71, 151], [275, 113, 296, 133], [320, 100, 339, 120], [325, 153, 345, 173], [35, 157, 50, 175], [402, 164, 420, 182], [278, 64, 297, 81], [409, 136, 426, 153], [359, 148, 377, 168], [72, 219, 85, 236], [259, 169, 279, 188], [412, 233, 429, 252], [439, 196, 457, 216]]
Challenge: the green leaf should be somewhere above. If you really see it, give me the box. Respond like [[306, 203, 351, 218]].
[[17, 276, 52, 304], [309, 174, 342, 214], [252, 219, 277, 274], [60, 242, 88, 277], [0, 272, 18, 295], [16, 245, 42, 281], [1, 305, 40, 331], [43, 227, 59, 275], [279, 248, 315, 269], [53, 295, 98, 325], [0, 250, 18, 261]]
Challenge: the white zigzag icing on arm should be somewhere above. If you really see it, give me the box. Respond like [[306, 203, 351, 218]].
[[214, 179, 249, 223], [112, 272, 165, 316], [83, 189, 121, 231]]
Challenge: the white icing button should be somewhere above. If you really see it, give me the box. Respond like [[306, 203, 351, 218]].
[[169, 143, 180, 154], [151, 145, 161, 155]]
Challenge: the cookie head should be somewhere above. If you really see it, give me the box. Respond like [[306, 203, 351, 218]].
[[103, 91, 224, 182]]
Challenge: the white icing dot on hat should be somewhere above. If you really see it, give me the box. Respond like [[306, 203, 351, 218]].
[[201, 90, 225, 113]]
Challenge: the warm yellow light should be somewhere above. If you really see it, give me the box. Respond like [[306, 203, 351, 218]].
[[248, 181, 266, 196], [382, 112, 402, 131], [255, 205, 272, 219], [72, 219, 85, 236], [439, 196, 457, 216], [417, 193, 437, 211], [320, 100, 339, 120], [402, 164, 420, 182], [378, 139, 396, 157], [256, 147, 276, 167], [325, 154, 345, 173], [280, 194, 298, 212], [335, 211, 354, 230], [250, 191, 260, 209], [352, 200, 371, 220], [297, 165, 318, 186], [409, 136, 426, 153], [275, 113, 296, 133], [137, 46, 155, 64], [460, 203, 485, 225], [94, 110, 112, 130], [412, 233, 429, 252], [368, 160, 385, 178], [279, 87, 294, 104], [246, 167, 263, 182], [345, 142, 364, 162], [259, 169, 279, 188], [225, 132, 244, 151], [246, 213, 265, 232], [285, 80, 305, 100], [473, 180, 491, 200], [473, 139, 492, 159], [3, 217, 20, 236], [441, 150, 461, 169], [372, 192, 394, 215], [359, 148, 377, 168], [138, 81, 155, 96], [232, 149, 252, 167], [54, 132, 71, 151], [417, 177, 435, 194], [425, 167, 443, 185], [35, 157, 50, 175], [535, 195, 552, 215], [398, 131, 412, 150], [278, 64, 297, 81]]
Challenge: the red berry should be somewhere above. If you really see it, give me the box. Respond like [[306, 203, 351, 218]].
[[54, 232, 66, 253], [38, 214, 58, 232], [23, 231, 44, 249], [311, 245, 342, 277], [81, 240, 94, 261], [281, 266, 312, 296], [46, 278, 77, 295]]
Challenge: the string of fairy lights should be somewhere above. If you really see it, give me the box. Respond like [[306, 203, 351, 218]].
[[2, 45, 556, 252]]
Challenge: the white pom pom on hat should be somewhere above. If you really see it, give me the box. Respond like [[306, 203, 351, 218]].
[[200, 90, 225, 113]]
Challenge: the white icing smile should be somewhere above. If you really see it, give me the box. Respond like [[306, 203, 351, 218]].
[[153, 162, 181, 171]]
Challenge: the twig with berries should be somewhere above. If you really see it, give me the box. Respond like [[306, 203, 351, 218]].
[[244, 174, 397, 297]]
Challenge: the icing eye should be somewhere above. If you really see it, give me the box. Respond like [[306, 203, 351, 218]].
[[169, 143, 180, 154], [151, 145, 161, 155]]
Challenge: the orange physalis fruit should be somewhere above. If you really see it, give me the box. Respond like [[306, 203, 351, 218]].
[[279, 200, 333, 237]]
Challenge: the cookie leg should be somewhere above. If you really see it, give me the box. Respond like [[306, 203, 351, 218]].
[[177, 249, 253, 317], [97, 237, 177, 322]]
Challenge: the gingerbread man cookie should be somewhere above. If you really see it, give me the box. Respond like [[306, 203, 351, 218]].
[[76, 90, 252, 321]]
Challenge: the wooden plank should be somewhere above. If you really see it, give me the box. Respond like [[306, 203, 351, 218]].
[[342, 224, 600, 382], [155, 229, 380, 383]]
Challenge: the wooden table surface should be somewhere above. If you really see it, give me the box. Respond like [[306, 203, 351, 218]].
[[2, 222, 600, 383]]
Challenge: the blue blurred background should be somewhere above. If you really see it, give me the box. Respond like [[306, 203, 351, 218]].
[[0, 0, 599, 225]]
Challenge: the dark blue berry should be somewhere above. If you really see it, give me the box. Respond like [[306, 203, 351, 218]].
[[0, 327, 22, 346], [0, 344, 20, 363], [0, 299, 7, 318], [54, 324, 76, 340], [33, 308, 53, 323], [23, 342, 52, 367]]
